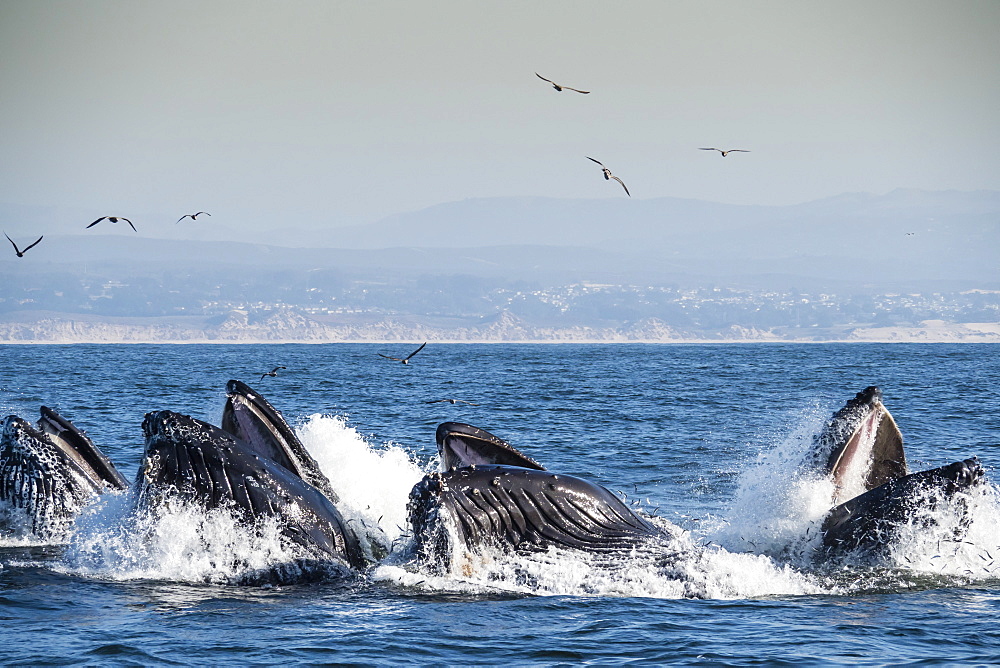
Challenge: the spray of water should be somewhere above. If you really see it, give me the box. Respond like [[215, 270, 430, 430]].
[[707, 410, 834, 560], [59, 492, 311, 583], [706, 405, 1000, 592], [297, 413, 429, 543]]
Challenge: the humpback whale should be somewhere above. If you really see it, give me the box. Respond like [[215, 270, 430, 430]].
[[805, 387, 985, 557], [136, 408, 368, 571], [821, 457, 984, 555], [0, 407, 127, 539], [408, 422, 686, 571], [128, 379, 390, 577]]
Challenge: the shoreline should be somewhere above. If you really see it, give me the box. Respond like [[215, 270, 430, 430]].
[[1, 337, 997, 345], [1, 312, 996, 345]]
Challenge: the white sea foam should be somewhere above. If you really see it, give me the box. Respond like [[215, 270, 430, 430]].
[[372, 515, 826, 600], [58, 491, 311, 583], [297, 413, 429, 543], [706, 410, 833, 560]]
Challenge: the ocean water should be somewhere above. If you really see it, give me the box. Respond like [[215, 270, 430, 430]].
[[1, 342, 999, 664]]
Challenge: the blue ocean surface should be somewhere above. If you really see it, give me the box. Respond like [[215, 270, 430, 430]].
[[1, 343, 999, 665]]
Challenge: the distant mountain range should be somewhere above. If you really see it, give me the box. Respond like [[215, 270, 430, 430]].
[[2, 189, 998, 288]]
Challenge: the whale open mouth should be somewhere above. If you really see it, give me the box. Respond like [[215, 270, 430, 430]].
[[1, 409, 126, 538], [409, 421, 672, 571], [221, 379, 339, 503], [435, 422, 546, 471], [36, 407, 128, 491], [811, 386, 906, 502]]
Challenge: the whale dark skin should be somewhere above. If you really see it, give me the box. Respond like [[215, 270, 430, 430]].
[[821, 457, 984, 555], [408, 422, 676, 569], [1, 406, 127, 539], [137, 410, 366, 569]]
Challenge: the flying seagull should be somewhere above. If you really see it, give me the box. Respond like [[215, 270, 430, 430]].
[[586, 157, 630, 197], [259, 366, 286, 380], [5, 232, 43, 258], [177, 211, 211, 224], [699, 148, 750, 157], [87, 216, 137, 232], [425, 398, 479, 406], [378, 342, 427, 364], [535, 72, 590, 94]]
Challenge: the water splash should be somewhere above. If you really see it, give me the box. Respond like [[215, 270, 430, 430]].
[[706, 405, 1000, 591], [58, 491, 319, 583], [373, 512, 826, 600], [884, 481, 1000, 579], [297, 413, 428, 543], [706, 408, 833, 560]]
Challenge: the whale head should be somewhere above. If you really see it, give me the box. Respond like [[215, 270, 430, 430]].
[[809, 386, 906, 503], [137, 409, 365, 568]]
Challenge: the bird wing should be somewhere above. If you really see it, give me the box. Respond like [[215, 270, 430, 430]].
[[612, 176, 631, 197], [564, 86, 590, 94], [124, 218, 137, 232], [197, 212, 211, 217], [87, 217, 106, 228], [4, 233, 17, 253], [378, 354, 402, 361], [176, 215, 189, 224], [270, 366, 286, 374], [425, 399, 444, 404], [699, 148, 720, 152], [535, 72, 555, 84], [729, 149, 750, 153], [21, 236, 43, 252], [586, 156, 604, 167], [259, 373, 267, 380], [404, 342, 427, 361]]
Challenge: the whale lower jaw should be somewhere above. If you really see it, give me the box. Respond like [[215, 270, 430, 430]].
[[809, 387, 907, 503], [222, 379, 339, 504]]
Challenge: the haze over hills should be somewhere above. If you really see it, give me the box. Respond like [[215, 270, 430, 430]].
[[2, 189, 997, 342], [3, 189, 998, 286], [322, 189, 999, 284]]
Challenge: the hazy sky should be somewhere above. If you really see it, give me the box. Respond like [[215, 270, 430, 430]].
[[1, 0, 999, 233]]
